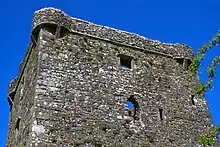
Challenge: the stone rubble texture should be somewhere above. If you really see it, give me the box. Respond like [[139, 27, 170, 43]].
[[6, 8, 217, 147]]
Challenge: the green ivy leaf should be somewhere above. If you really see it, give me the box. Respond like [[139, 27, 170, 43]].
[[196, 84, 206, 94]]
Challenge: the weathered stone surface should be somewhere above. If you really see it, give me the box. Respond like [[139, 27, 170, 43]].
[[7, 7, 217, 147], [7, 42, 37, 147]]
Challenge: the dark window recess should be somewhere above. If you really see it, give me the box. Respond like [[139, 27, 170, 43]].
[[175, 58, 184, 65], [68, 48, 73, 52], [83, 37, 88, 44], [15, 118, 21, 130], [119, 55, 133, 69], [44, 24, 57, 35], [191, 95, 195, 105], [8, 91, 15, 111], [186, 59, 192, 70], [59, 26, 69, 38], [31, 23, 56, 43], [127, 95, 139, 120], [175, 58, 192, 70], [159, 108, 163, 120]]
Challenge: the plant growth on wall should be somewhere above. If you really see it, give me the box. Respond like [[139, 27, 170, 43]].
[[189, 31, 220, 146]]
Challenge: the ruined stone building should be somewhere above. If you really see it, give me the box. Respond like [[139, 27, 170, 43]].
[[7, 8, 214, 147]]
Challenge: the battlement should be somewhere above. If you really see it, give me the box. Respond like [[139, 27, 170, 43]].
[[32, 7, 194, 59]]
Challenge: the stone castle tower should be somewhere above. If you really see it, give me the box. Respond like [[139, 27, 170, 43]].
[[7, 8, 214, 147]]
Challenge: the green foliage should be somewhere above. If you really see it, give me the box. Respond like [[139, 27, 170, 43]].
[[198, 128, 216, 146], [196, 83, 206, 94], [198, 127, 220, 146], [190, 31, 220, 145], [189, 31, 220, 94]]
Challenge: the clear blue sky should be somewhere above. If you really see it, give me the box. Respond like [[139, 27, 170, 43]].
[[0, 0, 220, 146]]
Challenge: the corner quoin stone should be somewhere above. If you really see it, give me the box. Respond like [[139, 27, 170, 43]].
[[6, 7, 216, 147]]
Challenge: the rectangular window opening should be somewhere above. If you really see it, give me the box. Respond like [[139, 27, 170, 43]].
[[159, 108, 163, 120], [44, 24, 57, 36], [191, 95, 195, 105], [15, 118, 21, 130], [127, 95, 139, 120], [59, 26, 69, 38], [175, 58, 184, 65], [186, 59, 192, 70], [119, 55, 133, 69]]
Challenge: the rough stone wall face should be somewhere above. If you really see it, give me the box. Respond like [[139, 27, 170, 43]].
[[7, 43, 38, 147], [7, 8, 214, 147], [32, 8, 194, 59]]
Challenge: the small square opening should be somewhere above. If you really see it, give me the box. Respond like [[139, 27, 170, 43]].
[[119, 55, 133, 69], [175, 58, 184, 65]]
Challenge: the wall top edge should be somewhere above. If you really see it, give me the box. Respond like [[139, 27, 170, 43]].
[[33, 7, 194, 58]]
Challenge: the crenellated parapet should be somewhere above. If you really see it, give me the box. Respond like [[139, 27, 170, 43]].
[[32, 8, 194, 59]]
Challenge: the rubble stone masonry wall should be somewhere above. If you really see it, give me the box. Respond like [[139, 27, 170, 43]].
[[7, 8, 214, 147]]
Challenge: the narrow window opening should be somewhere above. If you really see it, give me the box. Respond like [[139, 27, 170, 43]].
[[60, 26, 69, 38], [159, 108, 163, 120], [191, 95, 195, 105], [186, 59, 192, 70], [183, 59, 192, 70], [119, 55, 133, 69], [175, 58, 184, 65], [127, 95, 139, 120], [15, 117, 21, 140], [15, 118, 21, 130], [175, 58, 192, 70], [43, 24, 57, 35]]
